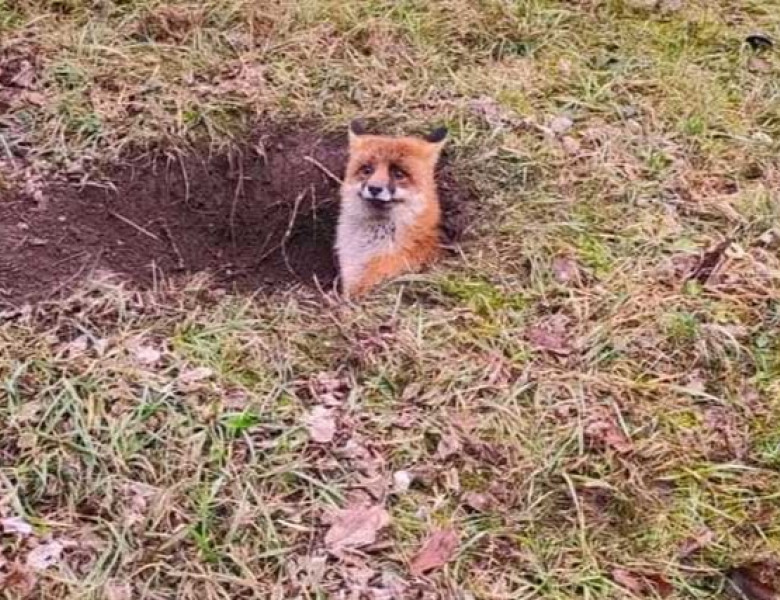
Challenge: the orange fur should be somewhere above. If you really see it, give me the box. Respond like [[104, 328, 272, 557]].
[[336, 123, 446, 298]]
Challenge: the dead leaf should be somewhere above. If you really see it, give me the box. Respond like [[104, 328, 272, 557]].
[[660, 0, 684, 11], [26, 540, 66, 571], [61, 335, 89, 358], [585, 407, 633, 454], [20, 91, 46, 106], [678, 527, 714, 558], [463, 492, 494, 512], [308, 371, 351, 406], [124, 483, 156, 528], [468, 96, 526, 130], [526, 324, 572, 356], [561, 135, 581, 156], [104, 580, 132, 600], [0, 562, 36, 597], [410, 529, 459, 576], [612, 568, 644, 594], [223, 387, 250, 410], [131, 343, 161, 366], [748, 57, 773, 74], [324, 505, 390, 552], [726, 562, 779, 600], [307, 406, 336, 443], [687, 239, 732, 286], [552, 256, 581, 284], [1, 516, 33, 536], [612, 568, 673, 597], [178, 366, 214, 385], [359, 473, 388, 500], [11, 60, 35, 88], [435, 433, 462, 460]]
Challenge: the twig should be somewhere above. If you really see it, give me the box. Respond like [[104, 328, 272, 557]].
[[304, 155, 342, 185], [44, 250, 103, 300], [0, 134, 17, 169], [281, 189, 308, 276], [229, 152, 246, 247], [160, 221, 185, 270], [109, 211, 161, 241], [178, 151, 191, 206]]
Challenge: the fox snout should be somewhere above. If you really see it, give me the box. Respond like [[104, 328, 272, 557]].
[[361, 181, 395, 204]]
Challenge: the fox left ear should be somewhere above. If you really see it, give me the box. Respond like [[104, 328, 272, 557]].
[[424, 126, 447, 160], [349, 119, 367, 145], [425, 126, 448, 144]]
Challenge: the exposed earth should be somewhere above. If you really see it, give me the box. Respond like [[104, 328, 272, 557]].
[[0, 125, 472, 307]]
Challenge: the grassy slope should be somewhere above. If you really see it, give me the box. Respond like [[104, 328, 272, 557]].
[[2, 0, 780, 598]]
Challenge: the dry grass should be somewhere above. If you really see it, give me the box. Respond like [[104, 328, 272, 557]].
[[2, 0, 780, 598]]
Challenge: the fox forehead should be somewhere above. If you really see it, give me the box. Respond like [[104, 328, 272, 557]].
[[348, 135, 434, 163]]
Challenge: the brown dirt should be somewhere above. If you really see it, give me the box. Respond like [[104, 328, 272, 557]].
[[0, 124, 473, 307]]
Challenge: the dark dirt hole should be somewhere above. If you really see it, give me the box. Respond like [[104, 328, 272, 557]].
[[0, 124, 473, 308]]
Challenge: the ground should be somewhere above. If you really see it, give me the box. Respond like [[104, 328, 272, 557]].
[[1, 1, 780, 599]]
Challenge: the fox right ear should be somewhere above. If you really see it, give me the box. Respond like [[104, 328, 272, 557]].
[[349, 119, 367, 143], [425, 126, 448, 144]]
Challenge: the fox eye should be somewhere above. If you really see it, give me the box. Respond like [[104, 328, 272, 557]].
[[390, 164, 407, 180], [359, 164, 374, 176]]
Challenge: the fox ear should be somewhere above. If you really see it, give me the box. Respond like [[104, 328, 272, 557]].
[[425, 126, 447, 144], [424, 126, 447, 159], [349, 119, 367, 144]]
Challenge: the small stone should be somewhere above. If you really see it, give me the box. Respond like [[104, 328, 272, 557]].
[[392, 470, 414, 494], [549, 115, 573, 135]]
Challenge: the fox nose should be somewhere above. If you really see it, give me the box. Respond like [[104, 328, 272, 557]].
[[367, 185, 384, 197]]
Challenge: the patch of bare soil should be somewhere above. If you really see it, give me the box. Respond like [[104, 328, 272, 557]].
[[0, 124, 472, 307]]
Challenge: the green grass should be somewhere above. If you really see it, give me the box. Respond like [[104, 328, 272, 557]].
[[2, 0, 780, 598]]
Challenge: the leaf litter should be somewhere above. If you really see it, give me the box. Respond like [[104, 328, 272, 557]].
[[307, 406, 337, 444], [324, 505, 391, 553], [410, 529, 459, 576]]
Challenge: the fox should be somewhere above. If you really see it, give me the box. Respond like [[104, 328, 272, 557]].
[[336, 120, 448, 298]]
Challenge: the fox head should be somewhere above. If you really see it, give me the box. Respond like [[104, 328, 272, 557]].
[[342, 120, 447, 213]]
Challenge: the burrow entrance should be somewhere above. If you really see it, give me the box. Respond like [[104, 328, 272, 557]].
[[0, 124, 472, 307]]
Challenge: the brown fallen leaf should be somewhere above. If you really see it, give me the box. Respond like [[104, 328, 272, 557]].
[[0, 561, 37, 597], [310, 371, 351, 407], [131, 343, 162, 366], [687, 239, 732, 286], [410, 529, 459, 576], [307, 406, 337, 444], [104, 580, 132, 600], [727, 562, 779, 600], [612, 568, 673, 597], [177, 366, 214, 386], [324, 505, 390, 552], [435, 433, 462, 460], [612, 568, 644, 594], [462, 492, 494, 512], [748, 57, 773, 74], [526, 324, 572, 356], [11, 60, 36, 88], [585, 407, 633, 454], [678, 527, 714, 558], [552, 255, 581, 284], [468, 96, 526, 130]]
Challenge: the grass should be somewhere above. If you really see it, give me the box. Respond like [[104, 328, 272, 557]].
[[2, 0, 780, 598]]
